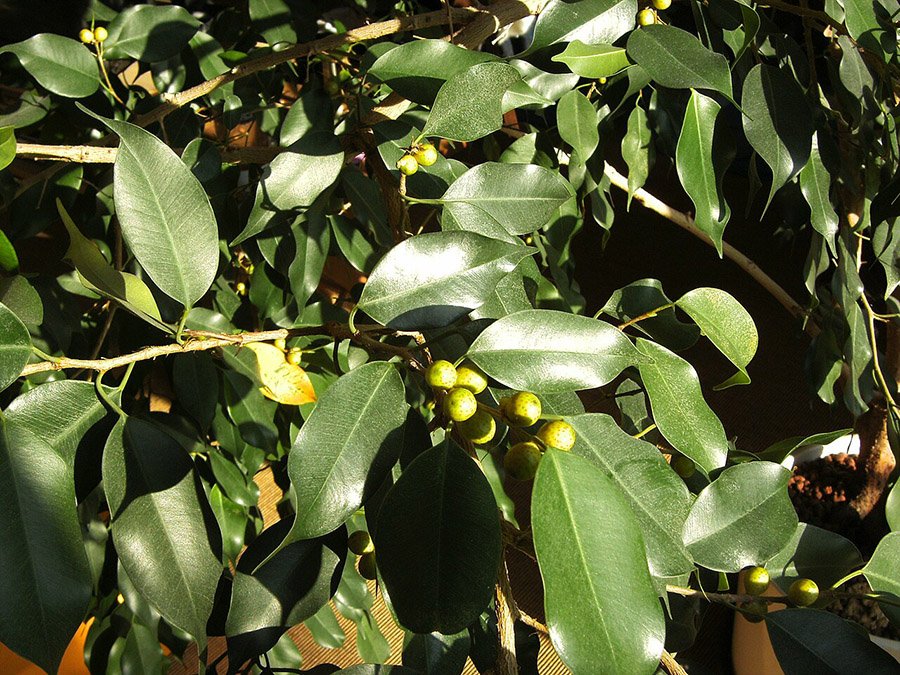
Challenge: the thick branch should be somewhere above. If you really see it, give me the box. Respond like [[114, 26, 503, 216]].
[[14, 143, 283, 165], [494, 555, 518, 675]]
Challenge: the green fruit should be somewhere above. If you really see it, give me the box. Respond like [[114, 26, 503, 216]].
[[79, 28, 95, 44], [536, 420, 576, 451], [358, 552, 378, 580], [504, 442, 542, 481], [651, 0, 671, 10], [444, 387, 477, 422], [788, 578, 819, 606], [743, 566, 770, 596], [426, 360, 458, 390], [739, 599, 768, 623], [94, 25, 109, 42], [672, 455, 695, 478], [412, 142, 439, 167], [397, 154, 419, 176], [454, 362, 488, 394], [347, 530, 374, 555], [638, 8, 656, 25], [457, 410, 496, 444], [504, 391, 542, 427], [287, 349, 303, 366]]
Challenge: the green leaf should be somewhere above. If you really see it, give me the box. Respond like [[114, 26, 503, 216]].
[[569, 414, 694, 577], [102, 5, 200, 62], [402, 630, 470, 675], [626, 25, 733, 99], [622, 100, 653, 207], [0, 229, 18, 273], [675, 90, 731, 255], [551, 41, 631, 79], [234, 133, 343, 246], [634, 339, 728, 474], [767, 609, 900, 674], [330, 214, 378, 275], [357, 231, 535, 329], [173, 353, 218, 432], [6, 380, 108, 465], [0, 34, 99, 98], [82, 111, 219, 308], [288, 362, 407, 540], [0, 276, 41, 327], [764, 524, 863, 590], [373, 442, 501, 634], [887, 480, 900, 532], [862, 532, 900, 599], [0, 126, 14, 172], [249, 0, 297, 46], [0, 300, 30, 392], [288, 210, 331, 308], [57, 199, 168, 331], [741, 64, 813, 213], [682, 462, 798, 572], [208, 451, 256, 508], [0, 417, 92, 674], [532, 449, 664, 674], [439, 162, 574, 236], [843, 0, 896, 60], [799, 133, 838, 256], [0, 90, 50, 129], [467, 309, 637, 392], [369, 40, 495, 104], [529, 0, 637, 53], [601, 279, 699, 352], [675, 287, 758, 389], [103, 417, 222, 648], [422, 63, 521, 142], [557, 91, 599, 162]]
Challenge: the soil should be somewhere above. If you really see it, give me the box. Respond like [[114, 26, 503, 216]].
[[789, 453, 898, 640]]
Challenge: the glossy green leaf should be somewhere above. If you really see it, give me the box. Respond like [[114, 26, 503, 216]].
[[764, 523, 863, 590], [103, 417, 222, 648], [422, 63, 520, 142], [84, 111, 219, 308], [223, 371, 278, 454], [5, 380, 107, 464], [622, 100, 653, 207], [249, 0, 297, 46], [676, 90, 731, 255], [373, 442, 501, 634], [0, 277, 40, 326], [330, 214, 378, 275], [120, 623, 164, 675], [741, 64, 813, 213], [0, 417, 92, 674], [862, 532, 900, 599], [767, 609, 900, 674], [173, 353, 218, 432], [799, 133, 838, 256], [0, 126, 14, 172], [551, 41, 630, 79], [635, 339, 728, 475], [0, 301, 30, 392], [887, 480, 900, 532], [569, 414, 694, 577], [0, 34, 98, 98], [209, 485, 246, 563], [626, 25, 733, 99], [102, 5, 200, 62], [288, 362, 407, 540], [529, 0, 637, 53], [467, 310, 637, 392], [369, 40, 495, 104], [235, 133, 343, 246], [0, 90, 50, 129], [843, 0, 896, 59], [357, 231, 535, 329], [57, 199, 168, 331], [0, 229, 17, 273], [402, 630, 470, 675], [683, 462, 798, 572], [532, 449, 664, 674], [439, 162, 573, 236], [288, 210, 330, 308], [208, 451, 256, 508], [281, 87, 334, 145], [558, 91, 599, 162], [675, 287, 758, 388], [601, 279, 699, 351], [305, 604, 345, 649]]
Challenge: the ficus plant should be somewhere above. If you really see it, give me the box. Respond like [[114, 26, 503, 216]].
[[0, 0, 899, 673]]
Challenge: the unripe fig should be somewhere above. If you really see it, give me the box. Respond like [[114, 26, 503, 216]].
[[454, 362, 488, 394], [504, 441, 542, 480], [536, 420, 576, 451], [444, 387, 477, 422], [425, 360, 458, 390], [504, 391, 541, 427], [457, 409, 496, 445]]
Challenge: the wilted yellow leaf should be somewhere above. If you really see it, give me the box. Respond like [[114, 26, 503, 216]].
[[245, 342, 317, 405]]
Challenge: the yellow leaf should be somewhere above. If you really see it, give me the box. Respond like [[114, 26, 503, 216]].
[[245, 342, 317, 405]]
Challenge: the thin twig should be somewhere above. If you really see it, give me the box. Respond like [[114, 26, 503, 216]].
[[660, 650, 689, 675]]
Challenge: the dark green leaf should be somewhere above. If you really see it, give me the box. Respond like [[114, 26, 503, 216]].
[[764, 523, 863, 590], [683, 462, 798, 572], [551, 41, 631, 79], [887, 480, 899, 532], [103, 5, 200, 62], [103, 417, 222, 648], [675, 90, 731, 255], [0, 300, 30, 392], [0, 229, 17, 273], [843, 0, 896, 59], [0, 34, 98, 98], [626, 25, 733, 99], [330, 214, 378, 276], [601, 279, 699, 351], [862, 532, 900, 599], [402, 630, 470, 675], [83, 111, 219, 308], [357, 231, 535, 329], [0, 417, 92, 674], [288, 210, 331, 308], [767, 609, 899, 674], [249, 0, 297, 46], [121, 623, 165, 675], [532, 449, 664, 674], [569, 414, 694, 577], [467, 310, 638, 392], [208, 451, 256, 508], [635, 338, 728, 475], [558, 90, 599, 162], [0, 126, 14, 172], [374, 442, 501, 634], [422, 63, 521, 142], [741, 64, 813, 213], [622, 100, 653, 207], [0, 276, 41, 326], [529, 0, 637, 53], [799, 133, 838, 255], [0, 90, 50, 129], [288, 362, 407, 540], [173, 353, 218, 432]]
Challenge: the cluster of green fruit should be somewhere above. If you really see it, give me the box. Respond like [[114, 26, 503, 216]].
[[425, 360, 577, 481], [348, 530, 377, 581], [396, 142, 439, 176], [738, 566, 820, 622], [79, 25, 108, 45], [638, 0, 671, 26]]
